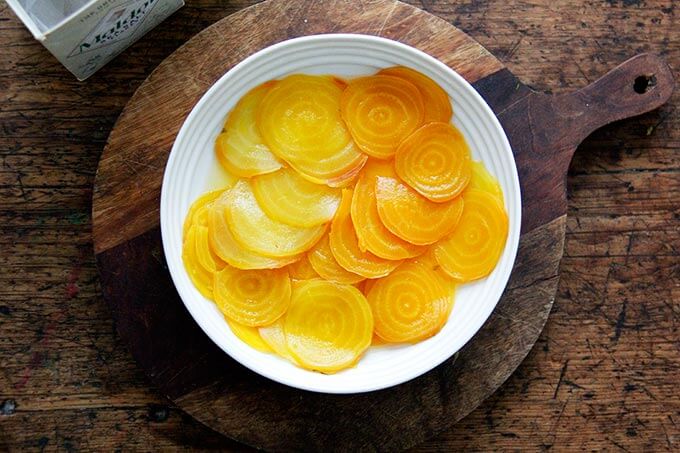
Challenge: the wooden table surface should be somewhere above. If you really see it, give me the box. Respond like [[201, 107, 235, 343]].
[[1, 0, 678, 451]]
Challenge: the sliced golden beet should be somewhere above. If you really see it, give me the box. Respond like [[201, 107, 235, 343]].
[[434, 189, 509, 282], [251, 167, 341, 227], [287, 140, 367, 187], [351, 160, 425, 259], [307, 235, 365, 285], [330, 189, 403, 278], [182, 226, 215, 300], [214, 265, 291, 326], [371, 334, 390, 346], [378, 66, 452, 123], [341, 75, 425, 159], [208, 193, 299, 269], [193, 224, 226, 280], [226, 317, 273, 353], [286, 255, 320, 280], [258, 74, 366, 185], [375, 174, 463, 245], [353, 279, 368, 294], [259, 318, 298, 364], [258, 75, 349, 161], [182, 189, 225, 241], [226, 180, 326, 258], [367, 259, 450, 343], [417, 251, 458, 317], [331, 76, 348, 90], [395, 122, 471, 202], [179, 69, 505, 370], [361, 278, 377, 296], [216, 81, 283, 177], [192, 204, 211, 231], [284, 279, 373, 373]]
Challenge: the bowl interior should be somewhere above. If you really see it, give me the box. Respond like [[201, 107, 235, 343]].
[[160, 34, 521, 393]]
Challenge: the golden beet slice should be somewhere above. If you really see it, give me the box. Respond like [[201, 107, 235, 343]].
[[216, 81, 283, 177], [418, 251, 458, 317], [367, 259, 450, 343], [251, 167, 341, 227], [287, 140, 367, 187], [257, 74, 366, 185], [375, 174, 463, 245], [434, 189, 509, 282], [395, 122, 471, 202], [226, 317, 273, 353], [341, 75, 424, 159], [182, 226, 215, 300], [214, 265, 291, 326], [284, 279, 373, 373], [378, 66, 452, 123], [259, 318, 298, 364], [208, 193, 299, 270], [194, 224, 226, 276], [330, 190, 403, 278], [351, 160, 425, 260], [182, 189, 225, 241], [286, 255, 320, 280], [226, 180, 326, 258], [307, 235, 365, 285]]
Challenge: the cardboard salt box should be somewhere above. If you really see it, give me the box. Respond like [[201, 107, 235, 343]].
[[7, 0, 184, 80]]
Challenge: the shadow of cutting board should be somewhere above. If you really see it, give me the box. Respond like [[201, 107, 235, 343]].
[[91, 0, 673, 450]]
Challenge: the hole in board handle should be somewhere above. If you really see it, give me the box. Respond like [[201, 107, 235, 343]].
[[634, 74, 657, 94]]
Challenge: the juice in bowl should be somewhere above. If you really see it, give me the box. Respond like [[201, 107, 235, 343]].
[[161, 34, 520, 393]]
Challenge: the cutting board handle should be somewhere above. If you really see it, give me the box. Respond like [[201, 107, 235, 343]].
[[563, 53, 673, 141], [491, 53, 674, 233], [547, 53, 674, 170]]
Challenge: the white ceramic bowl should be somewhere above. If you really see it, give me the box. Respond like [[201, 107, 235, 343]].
[[161, 34, 521, 394]]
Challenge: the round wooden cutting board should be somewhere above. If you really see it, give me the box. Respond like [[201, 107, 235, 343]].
[[92, 0, 673, 450]]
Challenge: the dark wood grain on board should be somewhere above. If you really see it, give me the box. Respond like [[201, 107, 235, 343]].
[[1, 0, 678, 451]]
